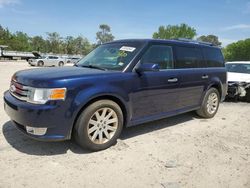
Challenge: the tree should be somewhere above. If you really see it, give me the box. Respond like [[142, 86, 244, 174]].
[[10, 31, 31, 51], [64, 36, 75, 54], [197, 35, 221, 46], [153, 23, 197, 40], [46, 32, 62, 53], [30, 36, 48, 52], [73, 36, 93, 55], [223, 38, 250, 61], [0, 25, 8, 45], [96, 24, 114, 44], [0, 25, 16, 49]]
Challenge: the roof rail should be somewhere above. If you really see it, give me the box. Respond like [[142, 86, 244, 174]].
[[174, 38, 215, 46]]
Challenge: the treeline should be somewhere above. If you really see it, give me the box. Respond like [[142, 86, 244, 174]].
[[0, 24, 114, 55], [1, 23, 249, 61], [152, 23, 250, 61], [222, 38, 250, 61]]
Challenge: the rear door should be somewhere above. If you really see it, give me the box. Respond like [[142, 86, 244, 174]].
[[203, 47, 227, 100], [174, 45, 208, 109], [53, 56, 59, 66]]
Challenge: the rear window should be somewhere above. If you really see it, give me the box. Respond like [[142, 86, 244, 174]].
[[203, 48, 224, 67], [175, 46, 203, 68]]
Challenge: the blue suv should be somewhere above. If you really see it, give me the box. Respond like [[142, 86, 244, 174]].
[[4, 39, 227, 151]]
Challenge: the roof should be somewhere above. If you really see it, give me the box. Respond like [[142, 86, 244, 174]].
[[226, 61, 250, 64], [108, 38, 220, 48]]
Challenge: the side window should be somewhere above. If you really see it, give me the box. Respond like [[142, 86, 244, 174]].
[[203, 48, 224, 67], [141, 45, 174, 69], [54, 56, 59, 59], [175, 46, 203, 68]]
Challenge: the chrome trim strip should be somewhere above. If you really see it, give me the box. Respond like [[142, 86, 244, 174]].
[[9, 91, 28, 101]]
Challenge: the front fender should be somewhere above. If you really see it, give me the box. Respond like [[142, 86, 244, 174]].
[[68, 85, 131, 134]]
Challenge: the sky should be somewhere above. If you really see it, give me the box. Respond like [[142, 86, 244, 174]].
[[0, 0, 250, 46]]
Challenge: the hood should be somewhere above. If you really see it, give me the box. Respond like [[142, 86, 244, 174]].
[[227, 72, 250, 83], [13, 67, 116, 87], [32, 51, 41, 58]]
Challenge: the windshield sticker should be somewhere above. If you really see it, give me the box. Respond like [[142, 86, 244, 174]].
[[120, 46, 136, 52], [118, 51, 127, 58]]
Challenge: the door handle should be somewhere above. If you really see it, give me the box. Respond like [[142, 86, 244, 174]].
[[168, 78, 178, 83], [202, 75, 209, 79]]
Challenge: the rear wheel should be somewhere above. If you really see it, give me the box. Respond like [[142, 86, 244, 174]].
[[74, 100, 123, 151], [196, 88, 220, 118], [37, 61, 44, 67], [58, 61, 64, 66]]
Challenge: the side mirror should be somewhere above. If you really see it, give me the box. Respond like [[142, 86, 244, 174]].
[[135, 63, 160, 74]]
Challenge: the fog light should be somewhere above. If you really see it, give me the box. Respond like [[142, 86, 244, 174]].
[[26, 126, 47, 136]]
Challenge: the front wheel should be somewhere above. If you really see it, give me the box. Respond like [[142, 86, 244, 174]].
[[74, 100, 123, 151], [37, 61, 44, 67], [196, 88, 220, 118]]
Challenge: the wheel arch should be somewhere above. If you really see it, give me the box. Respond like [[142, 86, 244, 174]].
[[58, 61, 64, 65], [199, 80, 223, 108], [209, 83, 222, 99], [70, 94, 129, 138]]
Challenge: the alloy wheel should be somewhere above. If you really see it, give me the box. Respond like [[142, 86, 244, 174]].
[[206, 92, 218, 114], [87, 107, 118, 144]]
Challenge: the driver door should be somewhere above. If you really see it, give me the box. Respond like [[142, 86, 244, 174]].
[[131, 44, 180, 121]]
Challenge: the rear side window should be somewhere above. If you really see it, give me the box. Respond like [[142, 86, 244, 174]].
[[175, 46, 203, 68], [141, 45, 174, 69], [203, 48, 224, 67]]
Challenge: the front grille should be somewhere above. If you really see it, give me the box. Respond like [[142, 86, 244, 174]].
[[9, 80, 30, 101]]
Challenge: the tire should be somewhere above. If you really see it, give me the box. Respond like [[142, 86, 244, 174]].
[[74, 100, 124, 151], [37, 61, 44, 67], [196, 88, 220, 118], [58, 61, 64, 67]]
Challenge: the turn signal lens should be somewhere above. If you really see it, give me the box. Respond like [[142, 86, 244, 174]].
[[49, 88, 66, 100]]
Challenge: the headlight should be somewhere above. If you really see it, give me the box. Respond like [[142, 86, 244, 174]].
[[28, 88, 67, 104]]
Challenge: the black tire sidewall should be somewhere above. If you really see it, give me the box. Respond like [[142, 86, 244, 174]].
[[59, 62, 64, 66], [74, 100, 123, 151], [38, 61, 43, 66]]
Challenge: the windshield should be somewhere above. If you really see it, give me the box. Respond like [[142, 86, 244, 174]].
[[226, 63, 250, 74], [76, 42, 143, 71]]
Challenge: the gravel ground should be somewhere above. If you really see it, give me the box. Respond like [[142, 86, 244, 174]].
[[0, 61, 249, 188]]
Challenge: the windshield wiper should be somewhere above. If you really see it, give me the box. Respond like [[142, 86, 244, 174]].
[[78, 65, 107, 71]]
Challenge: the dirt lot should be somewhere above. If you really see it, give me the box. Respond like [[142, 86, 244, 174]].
[[0, 61, 249, 188]]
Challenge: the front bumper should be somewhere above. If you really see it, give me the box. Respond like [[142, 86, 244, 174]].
[[28, 61, 37, 66], [4, 91, 72, 141], [227, 82, 250, 98]]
